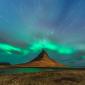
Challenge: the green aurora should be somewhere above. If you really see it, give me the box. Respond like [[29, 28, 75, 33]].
[[0, 39, 77, 56]]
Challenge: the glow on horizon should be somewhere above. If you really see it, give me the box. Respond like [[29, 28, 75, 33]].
[[30, 39, 76, 54], [0, 39, 83, 55], [0, 43, 28, 55]]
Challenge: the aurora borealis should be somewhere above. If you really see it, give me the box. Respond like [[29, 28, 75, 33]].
[[0, 0, 85, 67], [0, 39, 76, 55]]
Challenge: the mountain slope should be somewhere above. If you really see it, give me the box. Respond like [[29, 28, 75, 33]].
[[16, 50, 64, 67]]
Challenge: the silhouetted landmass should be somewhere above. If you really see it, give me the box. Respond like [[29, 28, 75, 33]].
[[16, 50, 64, 67], [0, 62, 12, 69], [0, 62, 11, 65]]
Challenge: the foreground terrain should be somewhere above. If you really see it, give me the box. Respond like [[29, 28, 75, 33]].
[[0, 70, 85, 85]]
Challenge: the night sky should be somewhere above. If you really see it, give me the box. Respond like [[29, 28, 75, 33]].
[[0, 0, 85, 67]]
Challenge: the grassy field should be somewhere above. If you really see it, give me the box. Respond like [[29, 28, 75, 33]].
[[0, 70, 85, 85]]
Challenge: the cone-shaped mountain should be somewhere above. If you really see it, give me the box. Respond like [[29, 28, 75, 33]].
[[16, 50, 64, 67]]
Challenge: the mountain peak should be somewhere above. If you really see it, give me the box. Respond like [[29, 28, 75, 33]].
[[16, 50, 64, 67], [30, 50, 49, 62]]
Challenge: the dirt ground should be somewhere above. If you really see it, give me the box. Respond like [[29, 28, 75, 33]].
[[0, 70, 85, 85]]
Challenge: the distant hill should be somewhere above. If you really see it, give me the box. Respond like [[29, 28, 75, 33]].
[[0, 62, 11, 68], [16, 50, 64, 67], [0, 63, 11, 65]]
